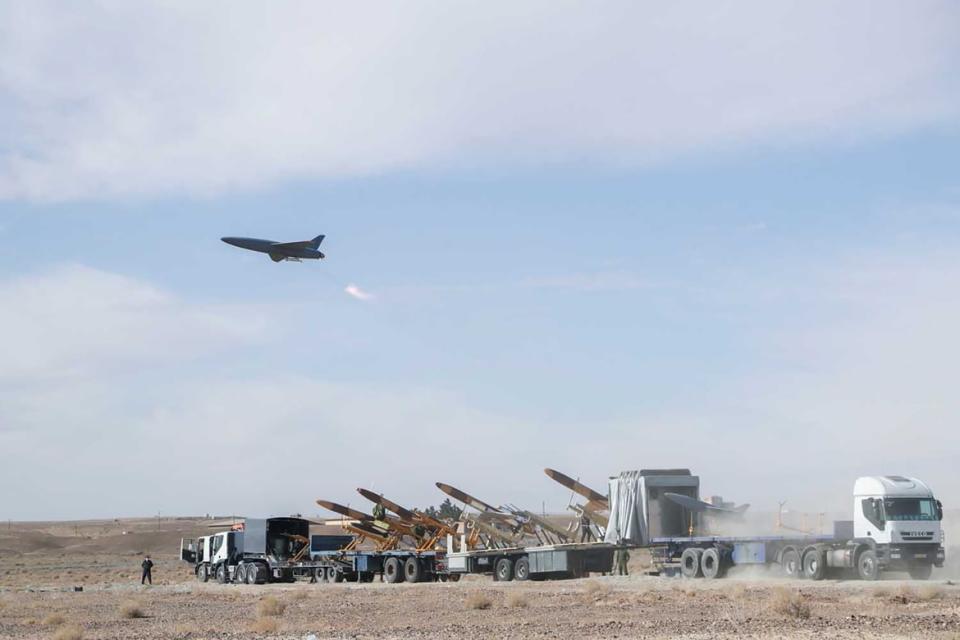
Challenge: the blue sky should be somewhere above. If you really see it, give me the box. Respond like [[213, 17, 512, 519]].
[[1, 1, 960, 520]]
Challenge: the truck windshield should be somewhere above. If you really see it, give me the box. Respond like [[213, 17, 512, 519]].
[[883, 498, 938, 521]]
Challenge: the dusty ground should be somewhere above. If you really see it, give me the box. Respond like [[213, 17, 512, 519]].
[[1, 518, 959, 639]]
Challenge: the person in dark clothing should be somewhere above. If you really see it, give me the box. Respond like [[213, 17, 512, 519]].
[[141, 555, 154, 584]]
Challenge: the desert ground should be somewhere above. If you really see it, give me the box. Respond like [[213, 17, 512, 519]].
[[1, 517, 959, 639]]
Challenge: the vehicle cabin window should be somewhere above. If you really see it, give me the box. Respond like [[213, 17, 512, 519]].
[[861, 498, 884, 529], [211, 535, 223, 556], [883, 498, 937, 521]]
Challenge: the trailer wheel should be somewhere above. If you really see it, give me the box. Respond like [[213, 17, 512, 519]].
[[780, 548, 801, 579], [514, 557, 530, 581], [215, 563, 227, 584], [802, 547, 826, 581], [196, 564, 209, 583], [446, 573, 461, 582], [857, 549, 878, 581], [246, 564, 259, 584], [908, 564, 932, 580], [331, 568, 344, 583], [495, 557, 514, 582], [403, 557, 423, 583], [701, 547, 725, 579], [680, 548, 703, 579], [384, 557, 404, 584]]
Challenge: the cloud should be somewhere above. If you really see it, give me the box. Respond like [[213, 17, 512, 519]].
[[344, 283, 374, 301], [0, 264, 266, 381], [0, 1, 958, 201]]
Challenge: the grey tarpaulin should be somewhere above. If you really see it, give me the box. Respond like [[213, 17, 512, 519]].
[[604, 470, 646, 545]]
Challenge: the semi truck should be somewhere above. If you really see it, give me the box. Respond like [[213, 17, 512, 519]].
[[180, 517, 333, 584], [180, 516, 456, 584], [602, 470, 945, 581]]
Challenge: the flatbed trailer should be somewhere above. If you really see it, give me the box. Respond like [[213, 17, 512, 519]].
[[445, 537, 616, 581], [647, 534, 835, 579], [308, 546, 457, 583]]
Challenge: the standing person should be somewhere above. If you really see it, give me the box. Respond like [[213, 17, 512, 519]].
[[578, 513, 594, 542], [616, 548, 630, 576], [141, 555, 154, 585]]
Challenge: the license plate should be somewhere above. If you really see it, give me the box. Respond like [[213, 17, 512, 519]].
[[914, 553, 928, 558]]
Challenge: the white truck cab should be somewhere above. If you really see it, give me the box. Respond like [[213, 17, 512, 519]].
[[853, 475, 945, 578]]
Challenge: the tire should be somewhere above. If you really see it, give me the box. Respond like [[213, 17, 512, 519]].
[[235, 565, 247, 584], [701, 547, 724, 579], [857, 549, 879, 581], [908, 564, 932, 580], [780, 548, 801, 579], [384, 557, 404, 584], [404, 557, 423, 583], [246, 564, 259, 585], [197, 564, 209, 583], [680, 548, 703, 579], [331, 568, 344, 583], [514, 557, 530, 581], [802, 547, 826, 581], [216, 564, 227, 584], [446, 573, 461, 583], [495, 557, 514, 582]]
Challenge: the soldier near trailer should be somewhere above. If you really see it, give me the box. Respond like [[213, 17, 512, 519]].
[[141, 555, 154, 584], [615, 548, 630, 576]]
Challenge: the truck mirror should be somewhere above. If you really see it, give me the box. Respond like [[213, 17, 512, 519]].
[[936, 500, 943, 521]]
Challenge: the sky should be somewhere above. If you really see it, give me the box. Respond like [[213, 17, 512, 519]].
[[1, 1, 960, 521]]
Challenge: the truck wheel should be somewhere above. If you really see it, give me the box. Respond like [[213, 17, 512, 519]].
[[701, 547, 725, 579], [780, 548, 801, 579], [197, 564, 209, 583], [331, 568, 344, 583], [235, 565, 247, 584], [404, 557, 423, 583], [446, 573, 461, 583], [216, 564, 227, 584], [857, 549, 879, 581], [802, 547, 826, 581], [680, 548, 703, 579], [514, 557, 530, 581], [495, 557, 515, 582], [384, 557, 404, 584], [246, 564, 259, 584], [908, 564, 932, 580]]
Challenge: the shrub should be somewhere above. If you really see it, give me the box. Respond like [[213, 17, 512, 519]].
[[249, 617, 280, 633], [119, 600, 147, 619], [42, 613, 66, 626], [256, 596, 286, 617], [583, 580, 612, 599], [52, 625, 84, 640], [916, 584, 944, 601], [465, 593, 493, 610], [505, 592, 529, 608], [769, 588, 811, 619]]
